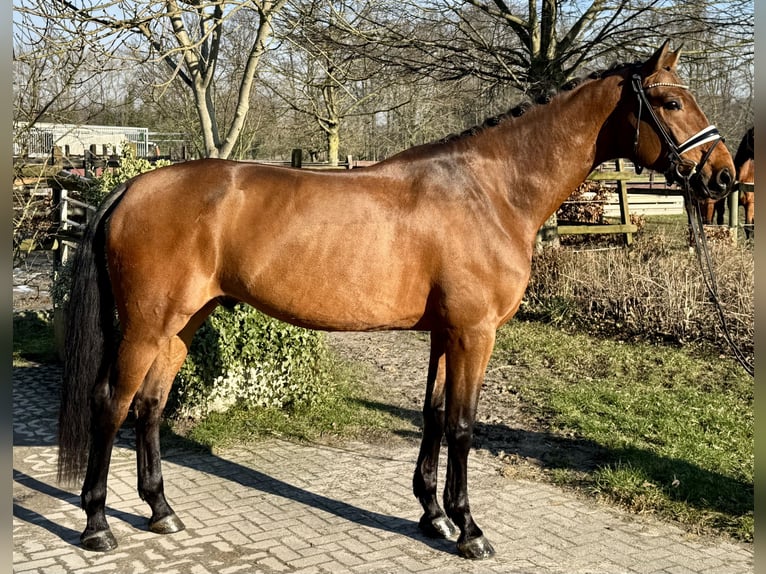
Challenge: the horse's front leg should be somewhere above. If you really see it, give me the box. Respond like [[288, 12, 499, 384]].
[[413, 330, 458, 539], [443, 325, 496, 559], [744, 194, 755, 240]]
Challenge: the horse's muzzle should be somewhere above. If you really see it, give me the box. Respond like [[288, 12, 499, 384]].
[[695, 167, 734, 201]]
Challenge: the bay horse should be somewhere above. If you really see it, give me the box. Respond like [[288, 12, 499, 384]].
[[699, 125, 754, 235], [735, 126, 754, 239], [700, 194, 726, 225], [58, 42, 734, 560]]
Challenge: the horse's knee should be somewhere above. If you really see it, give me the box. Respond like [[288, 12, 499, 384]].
[[445, 415, 474, 449], [413, 454, 438, 498]]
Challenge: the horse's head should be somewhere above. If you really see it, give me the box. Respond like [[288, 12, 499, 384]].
[[627, 41, 735, 201]]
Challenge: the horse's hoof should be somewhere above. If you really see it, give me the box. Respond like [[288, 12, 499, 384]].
[[457, 535, 496, 560], [418, 513, 458, 539], [80, 529, 118, 552], [149, 513, 185, 534]]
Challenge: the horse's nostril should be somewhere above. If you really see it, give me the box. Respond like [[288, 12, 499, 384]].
[[717, 168, 733, 189]]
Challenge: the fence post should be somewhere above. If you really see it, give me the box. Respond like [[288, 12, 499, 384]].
[[85, 145, 98, 177], [727, 190, 739, 245], [536, 212, 560, 250], [59, 189, 70, 267], [50, 145, 63, 167], [53, 188, 69, 361], [615, 159, 633, 246], [291, 148, 303, 168]]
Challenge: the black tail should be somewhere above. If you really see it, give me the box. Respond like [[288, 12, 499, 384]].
[[57, 183, 129, 485]]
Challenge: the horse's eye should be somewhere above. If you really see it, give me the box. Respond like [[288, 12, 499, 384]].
[[663, 100, 682, 111]]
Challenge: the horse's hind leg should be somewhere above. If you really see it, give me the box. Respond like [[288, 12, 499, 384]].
[[80, 336, 164, 551], [744, 193, 754, 239], [134, 335, 188, 534], [134, 304, 215, 534], [413, 330, 458, 539], [715, 199, 726, 226]]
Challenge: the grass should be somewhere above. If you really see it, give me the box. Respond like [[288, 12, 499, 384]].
[[179, 370, 418, 450], [492, 319, 753, 541], [13, 310, 58, 365]]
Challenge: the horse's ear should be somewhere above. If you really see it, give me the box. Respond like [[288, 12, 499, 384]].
[[666, 44, 683, 69], [642, 40, 680, 75]]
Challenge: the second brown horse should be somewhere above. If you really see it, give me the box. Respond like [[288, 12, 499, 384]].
[[700, 125, 754, 238]]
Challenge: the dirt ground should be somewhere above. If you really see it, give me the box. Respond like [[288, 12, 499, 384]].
[[12, 250, 601, 479], [325, 330, 606, 479]]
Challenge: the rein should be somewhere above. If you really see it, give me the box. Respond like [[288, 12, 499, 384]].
[[681, 178, 755, 377], [631, 74, 753, 377]]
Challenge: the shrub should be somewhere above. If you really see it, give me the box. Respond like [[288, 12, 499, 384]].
[[92, 143, 171, 203], [168, 304, 335, 419]]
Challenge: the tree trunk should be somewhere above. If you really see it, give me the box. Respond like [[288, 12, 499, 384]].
[[327, 124, 340, 167]]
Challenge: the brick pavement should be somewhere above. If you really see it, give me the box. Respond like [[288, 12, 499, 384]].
[[13, 362, 753, 574]]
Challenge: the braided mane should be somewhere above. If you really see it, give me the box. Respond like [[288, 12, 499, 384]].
[[439, 61, 641, 144]]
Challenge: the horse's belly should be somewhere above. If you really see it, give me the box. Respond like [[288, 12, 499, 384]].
[[238, 274, 431, 331], [225, 233, 434, 331]]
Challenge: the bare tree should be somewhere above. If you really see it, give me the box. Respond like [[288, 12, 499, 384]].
[[337, 0, 753, 101], [16, 0, 288, 159], [12, 3, 125, 146], [264, 0, 410, 165], [14, 0, 753, 161], [13, 5, 115, 260]]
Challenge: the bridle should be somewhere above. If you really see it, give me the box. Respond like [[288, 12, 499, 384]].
[[630, 74, 723, 192], [631, 74, 753, 378]]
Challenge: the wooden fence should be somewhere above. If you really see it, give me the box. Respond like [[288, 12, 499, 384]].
[[554, 159, 740, 245], [556, 159, 640, 245], [57, 189, 97, 265]]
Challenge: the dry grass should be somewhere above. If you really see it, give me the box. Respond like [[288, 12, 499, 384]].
[[521, 231, 753, 361]]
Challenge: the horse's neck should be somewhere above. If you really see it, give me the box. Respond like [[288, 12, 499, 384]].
[[483, 76, 624, 233], [738, 158, 754, 184]]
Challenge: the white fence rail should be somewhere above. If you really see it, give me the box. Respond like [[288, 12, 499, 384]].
[[603, 193, 685, 217], [58, 189, 96, 265], [14, 122, 150, 158]]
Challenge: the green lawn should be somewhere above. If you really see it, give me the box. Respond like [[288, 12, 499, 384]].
[[492, 319, 753, 541]]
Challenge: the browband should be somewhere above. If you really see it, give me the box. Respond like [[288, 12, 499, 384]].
[[645, 82, 689, 90]]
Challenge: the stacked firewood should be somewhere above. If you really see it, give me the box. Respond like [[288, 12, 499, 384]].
[[556, 180, 612, 224], [701, 224, 734, 244]]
